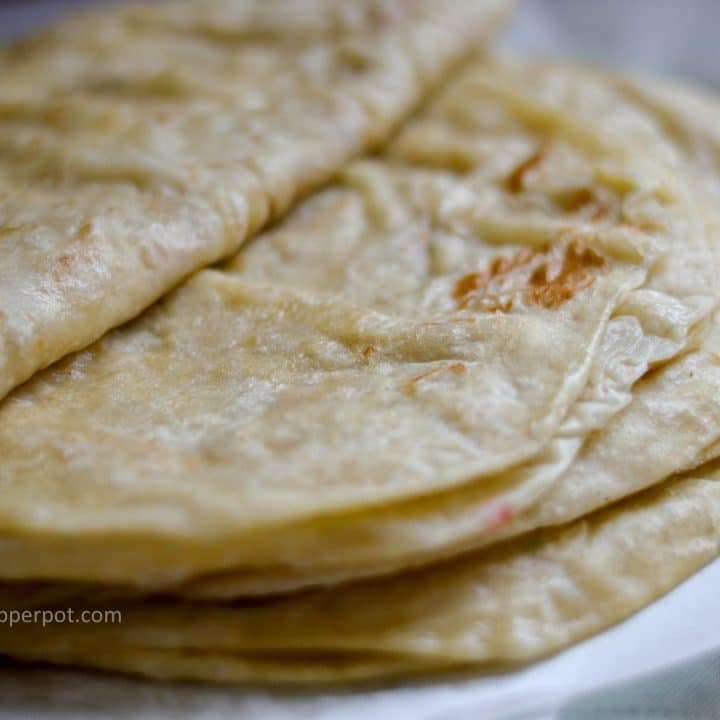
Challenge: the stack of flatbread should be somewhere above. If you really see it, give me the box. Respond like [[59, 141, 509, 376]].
[[1, 0, 720, 686]]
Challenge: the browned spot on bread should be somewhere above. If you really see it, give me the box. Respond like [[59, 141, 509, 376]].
[[56, 254, 73, 270], [454, 240, 605, 314], [559, 188, 606, 220], [50, 220, 98, 281], [482, 297, 515, 314], [0, 223, 39, 236], [406, 362, 466, 394], [51, 252, 77, 282], [454, 248, 537, 308], [710, 353, 720, 365], [506, 147, 546, 193], [77, 221, 94, 239], [360, 346, 375, 362], [562, 188, 595, 210], [454, 272, 485, 303], [527, 241, 605, 309]]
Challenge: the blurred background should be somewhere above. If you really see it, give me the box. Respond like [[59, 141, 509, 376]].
[[503, 0, 720, 90], [0, 0, 718, 91]]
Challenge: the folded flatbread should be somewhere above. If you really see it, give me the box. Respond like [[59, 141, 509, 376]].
[[0, 57, 716, 591], [1, 458, 719, 685], [177, 322, 720, 596], [0, 0, 510, 400]]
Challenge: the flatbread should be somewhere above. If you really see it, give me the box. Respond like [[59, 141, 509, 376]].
[[0, 231, 646, 583], [0, 57, 713, 589], [9, 315, 720, 601], [0, 0, 510, 401], [1, 460, 719, 685], [1, 53, 719, 687], [177, 323, 720, 597], [165, 60, 720, 596]]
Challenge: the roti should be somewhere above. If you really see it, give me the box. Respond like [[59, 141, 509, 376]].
[[0, 57, 714, 589], [0, 224, 646, 584], [1, 460, 719, 684], [177, 320, 720, 597], [0, 0, 510, 401], [165, 60, 720, 596], [7, 314, 719, 600]]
